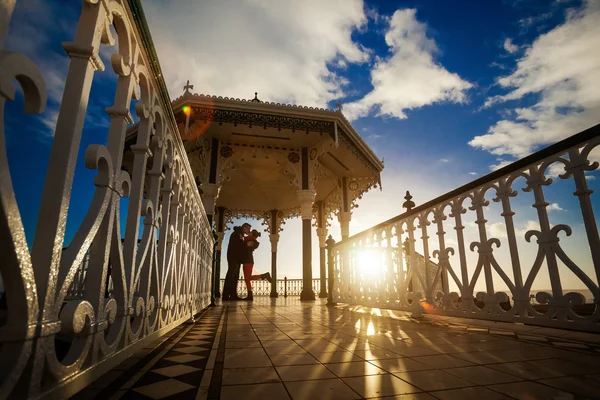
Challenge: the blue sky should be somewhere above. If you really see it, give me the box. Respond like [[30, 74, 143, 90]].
[[4, 0, 599, 293]]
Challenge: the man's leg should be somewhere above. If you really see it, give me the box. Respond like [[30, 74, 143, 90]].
[[231, 263, 242, 299], [222, 261, 237, 299]]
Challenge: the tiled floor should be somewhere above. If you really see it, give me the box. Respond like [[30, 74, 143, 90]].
[[77, 298, 600, 399]]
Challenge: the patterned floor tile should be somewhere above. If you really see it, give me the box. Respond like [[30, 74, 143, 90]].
[[74, 301, 600, 400], [133, 379, 195, 399], [163, 354, 205, 363], [172, 346, 205, 354], [152, 365, 200, 378], [343, 373, 422, 397]]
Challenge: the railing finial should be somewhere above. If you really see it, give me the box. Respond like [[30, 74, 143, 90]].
[[326, 234, 335, 247], [183, 80, 194, 95], [403, 190, 415, 211]]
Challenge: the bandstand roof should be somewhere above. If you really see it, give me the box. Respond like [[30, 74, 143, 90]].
[[125, 89, 384, 226]]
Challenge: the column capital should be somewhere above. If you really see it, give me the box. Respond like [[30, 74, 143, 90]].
[[297, 189, 316, 220], [269, 233, 280, 253], [316, 227, 328, 248], [200, 183, 220, 216], [215, 231, 225, 251], [200, 182, 220, 197], [338, 210, 352, 222], [338, 211, 351, 239]]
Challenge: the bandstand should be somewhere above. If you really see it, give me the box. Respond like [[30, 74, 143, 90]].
[[166, 85, 383, 300]]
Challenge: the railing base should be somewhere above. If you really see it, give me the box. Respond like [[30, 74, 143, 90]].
[[270, 292, 279, 298]]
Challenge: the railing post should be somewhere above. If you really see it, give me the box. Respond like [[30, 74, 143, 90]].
[[326, 235, 337, 307], [210, 230, 218, 306], [284, 276, 287, 298]]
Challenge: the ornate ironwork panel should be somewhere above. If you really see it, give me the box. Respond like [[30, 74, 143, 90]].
[[0, 1, 214, 398], [330, 127, 600, 332], [218, 279, 321, 297], [187, 108, 335, 135]]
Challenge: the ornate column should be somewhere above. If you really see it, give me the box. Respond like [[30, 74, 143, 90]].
[[214, 206, 226, 298], [339, 177, 352, 239], [269, 210, 280, 297], [299, 189, 316, 300], [299, 148, 316, 300], [200, 137, 221, 226], [326, 235, 337, 306], [316, 201, 328, 298], [270, 242, 280, 297], [200, 183, 219, 226]]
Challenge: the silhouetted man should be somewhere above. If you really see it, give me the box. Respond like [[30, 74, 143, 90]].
[[222, 223, 256, 300]]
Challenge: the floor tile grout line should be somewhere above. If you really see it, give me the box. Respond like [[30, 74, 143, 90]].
[[316, 304, 599, 359], [249, 304, 368, 400], [253, 304, 594, 398], [333, 303, 600, 350], [241, 304, 297, 400], [217, 302, 599, 398]]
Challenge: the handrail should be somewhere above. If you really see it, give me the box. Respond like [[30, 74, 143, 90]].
[[328, 125, 599, 332], [127, 0, 210, 228]]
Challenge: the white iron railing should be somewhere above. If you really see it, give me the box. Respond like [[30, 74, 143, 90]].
[[219, 278, 321, 297], [0, 1, 214, 399], [329, 125, 600, 332]]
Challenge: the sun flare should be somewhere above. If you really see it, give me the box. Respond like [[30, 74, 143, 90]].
[[355, 249, 382, 279]]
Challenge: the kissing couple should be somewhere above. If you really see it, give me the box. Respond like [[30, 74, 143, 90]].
[[222, 223, 272, 301]]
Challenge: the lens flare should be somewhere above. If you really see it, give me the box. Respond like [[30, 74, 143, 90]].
[[182, 105, 191, 115]]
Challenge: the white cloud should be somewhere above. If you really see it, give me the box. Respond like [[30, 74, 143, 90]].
[[503, 38, 520, 54], [342, 9, 472, 121], [586, 175, 597, 181], [440, 158, 449, 163], [144, 0, 369, 107], [488, 221, 508, 238], [547, 203, 564, 211], [470, 0, 600, 159], [545, 162, 567, 178], [469, 172, 477, 176], [491, 159, 513, 171], [518, 12, 553, 31], [489, 220, 543, 239], [518, 220, 542, 236]]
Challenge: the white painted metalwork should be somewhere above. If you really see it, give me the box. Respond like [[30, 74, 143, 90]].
[[0, 1, 213, 398], [330, 129, 600, 331], [219, 278, 321, 297]]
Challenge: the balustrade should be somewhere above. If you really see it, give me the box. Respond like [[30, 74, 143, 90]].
[[329, 125, 600, 331], [219, 278, 321, 298], [0, 1, 214, 398]]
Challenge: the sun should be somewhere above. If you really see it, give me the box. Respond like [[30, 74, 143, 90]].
[[355, 249, 382, 279]]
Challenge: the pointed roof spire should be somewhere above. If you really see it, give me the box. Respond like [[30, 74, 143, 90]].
[[251, 92, 262, 103], [336, 100, 343, 112]]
